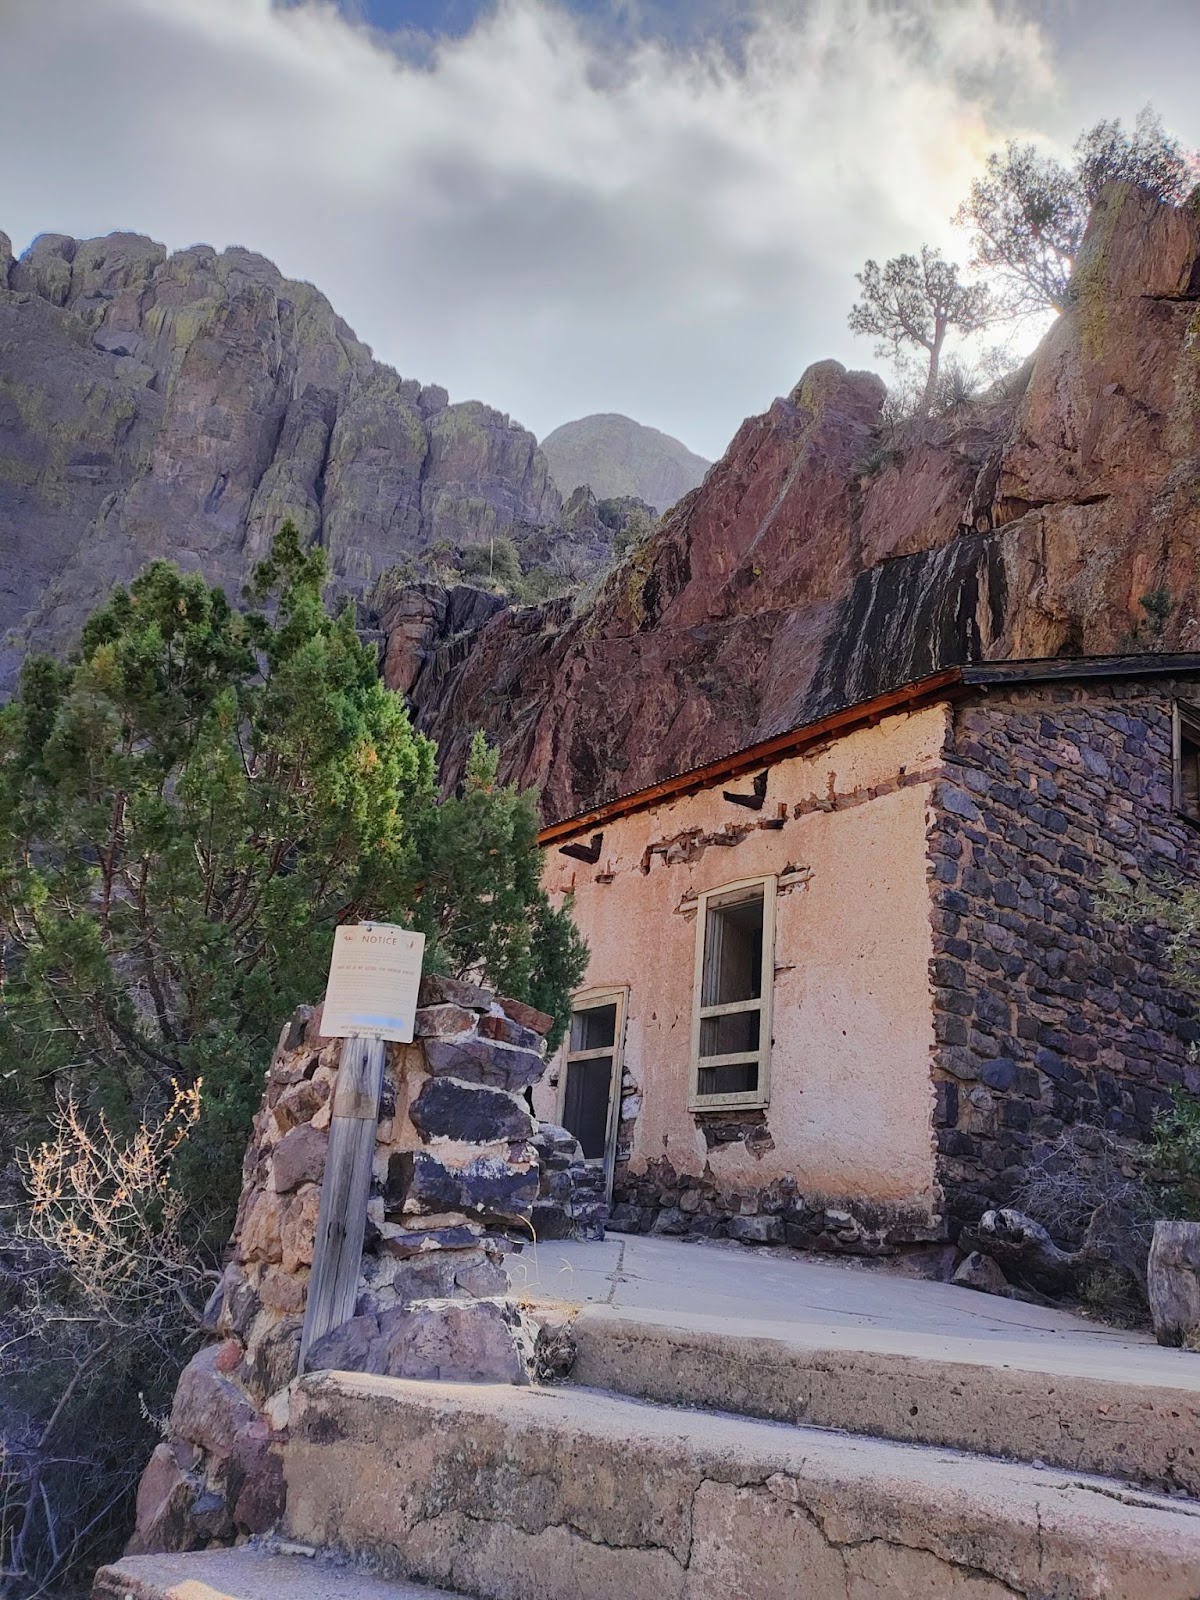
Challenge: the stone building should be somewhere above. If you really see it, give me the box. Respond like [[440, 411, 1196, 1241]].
[[535, 655, 1200, 1252]]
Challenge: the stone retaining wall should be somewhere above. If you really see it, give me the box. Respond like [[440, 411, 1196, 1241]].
[[128, 976, 602, 1554], [931, 678, 1200, 1236]]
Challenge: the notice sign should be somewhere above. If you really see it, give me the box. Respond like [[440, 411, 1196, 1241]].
[[321, 922, 426, 1043]]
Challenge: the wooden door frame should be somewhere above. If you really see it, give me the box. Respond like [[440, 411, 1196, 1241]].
[[557, 985, 628, 1204]]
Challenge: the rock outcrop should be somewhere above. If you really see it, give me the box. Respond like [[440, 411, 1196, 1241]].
[[391, 183, 1200, 825], [539, 412, 711, 514], [0, 228, 563, 689]]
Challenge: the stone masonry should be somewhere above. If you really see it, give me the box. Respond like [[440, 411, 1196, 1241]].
[[128, 975, 603, 1555], [931, 676, 1200, 1237]]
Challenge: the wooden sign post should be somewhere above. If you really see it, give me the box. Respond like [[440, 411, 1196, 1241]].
[[298, 923, 425, 1374]]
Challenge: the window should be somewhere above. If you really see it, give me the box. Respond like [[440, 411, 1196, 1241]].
[[560, 990, 626, 1191], [689, 877, 775, 1110], [1174, 703, 1200, 826]]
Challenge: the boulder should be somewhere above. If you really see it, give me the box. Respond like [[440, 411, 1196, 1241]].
[[409, 1076, 535, 1143], [952, 1250, 1011, 1296], [423, 1034, 545, 1092], [1148, 1220, 1200, 1348], [386, 1148, 539, 1222]]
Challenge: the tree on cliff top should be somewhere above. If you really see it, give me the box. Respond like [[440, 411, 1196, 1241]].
[[0, 522, 585, 1225], [848, 245, 994, 414], [955, 106, 1199, 317]]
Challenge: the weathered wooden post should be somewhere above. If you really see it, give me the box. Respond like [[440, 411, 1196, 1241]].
[[298, 922, 424, 1373]]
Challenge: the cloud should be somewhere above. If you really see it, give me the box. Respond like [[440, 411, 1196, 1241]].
[[0, 0, 1081, 457]]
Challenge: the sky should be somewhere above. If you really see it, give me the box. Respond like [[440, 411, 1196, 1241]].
[[1, 1, 1197, 461]]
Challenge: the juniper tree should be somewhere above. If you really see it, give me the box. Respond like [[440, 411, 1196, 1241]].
[[0, 523, 585, 1224]]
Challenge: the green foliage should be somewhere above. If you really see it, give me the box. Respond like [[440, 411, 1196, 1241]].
[[1140, 588, 1174, 637], [407, 732, 586, 1048], [1151, 1090, 1200, 1220], [459, 536, 522, 591], [0, 524, 585, 1225], [847, 245, 994, 414], [954, 106, 1198, 317]]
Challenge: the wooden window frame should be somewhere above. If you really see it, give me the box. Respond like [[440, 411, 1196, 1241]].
[[557, 986, 628, 1200], [1173, 702, 1200, 830], [688, 875, 776, 1113]]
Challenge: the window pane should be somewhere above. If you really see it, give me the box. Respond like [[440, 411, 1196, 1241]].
[[570, 1003, 616, 1053], [697, 1061, 759, 1098], [562, 1056, 613, 1159], [699, 1009, 760, 1058], [701, 891, 764, 1007]]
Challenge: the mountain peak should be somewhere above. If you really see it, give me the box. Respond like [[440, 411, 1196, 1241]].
[[540, 412, 709, 515]]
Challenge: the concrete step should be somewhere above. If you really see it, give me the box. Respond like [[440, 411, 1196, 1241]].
[[94, 1546, 469, 1600], [566, 1303, 1200, 1494], [282, 1370, 1200, 1600]]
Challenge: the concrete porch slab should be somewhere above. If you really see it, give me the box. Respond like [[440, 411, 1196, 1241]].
[[507, 1233, 1200, 1491], [94, 1547, 468, 1600]]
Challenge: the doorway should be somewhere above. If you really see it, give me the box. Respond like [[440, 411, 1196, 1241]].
[[558, 988, 626, 1203]]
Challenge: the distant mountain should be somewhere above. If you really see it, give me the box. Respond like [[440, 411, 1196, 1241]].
[[539, 413, 709, 514]]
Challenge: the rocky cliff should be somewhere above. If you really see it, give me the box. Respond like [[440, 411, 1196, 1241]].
[[539, 412, 710, 513], [387, 183, 1200, 825], [0, 229, 567, 689]]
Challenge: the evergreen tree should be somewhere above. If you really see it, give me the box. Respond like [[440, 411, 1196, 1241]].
[[0, 524, 585, 1225]]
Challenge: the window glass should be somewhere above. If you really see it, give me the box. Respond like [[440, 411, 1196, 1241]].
[[699, 1010, 760, 1058], [697, 1061, 759, 1098], [700, 892, 764, 1007], [1182, 729, 1200, 820], [570, 1002, 616, 1053], [563, 1057, 612, 1159]]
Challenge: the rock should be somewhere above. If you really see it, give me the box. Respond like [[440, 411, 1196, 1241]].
[[125, 1441, 202, 1555], [495, 995, 555, 1038], [479, 1010, 544, 1051], [1148, 1221, 1200, 1349], [238, 1187, 285, 1265], [532, 1121, 583, 1167], [272, 1077, 330, 1132], [423, 1033, 545, 1092], [539, 413, 709, 515], [409, 1076, 535, 1143], [280, 1184, 322, 1274], [727, 1214, 785, 1245], [386, 1148, 538, 1223], [651, 1205, 690, 1236], [607, 1203, 643, 1233], [246, 1317, 302, 1403], [952, 1249, 1011, 1296], [169, 1344, 258, 1460], [231, 1433, 286, 1535], [413, 1003, 477, 1038], [306, 1312, 381, 1374], [418, 973, 495, 1012], [271, 1122, 327, 1193], [395, 194, 1200, 825], [0, 230, 574, 692], [259, 1265, 307, 1315], [376, 1298, 532, 1384], [377, 1220, 486, 1255]]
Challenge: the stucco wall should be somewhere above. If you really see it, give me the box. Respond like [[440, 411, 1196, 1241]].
[[539, 703, 949, 1245]]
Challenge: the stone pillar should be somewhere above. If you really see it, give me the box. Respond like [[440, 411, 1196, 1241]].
[[128, 975, 598, 1554]]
